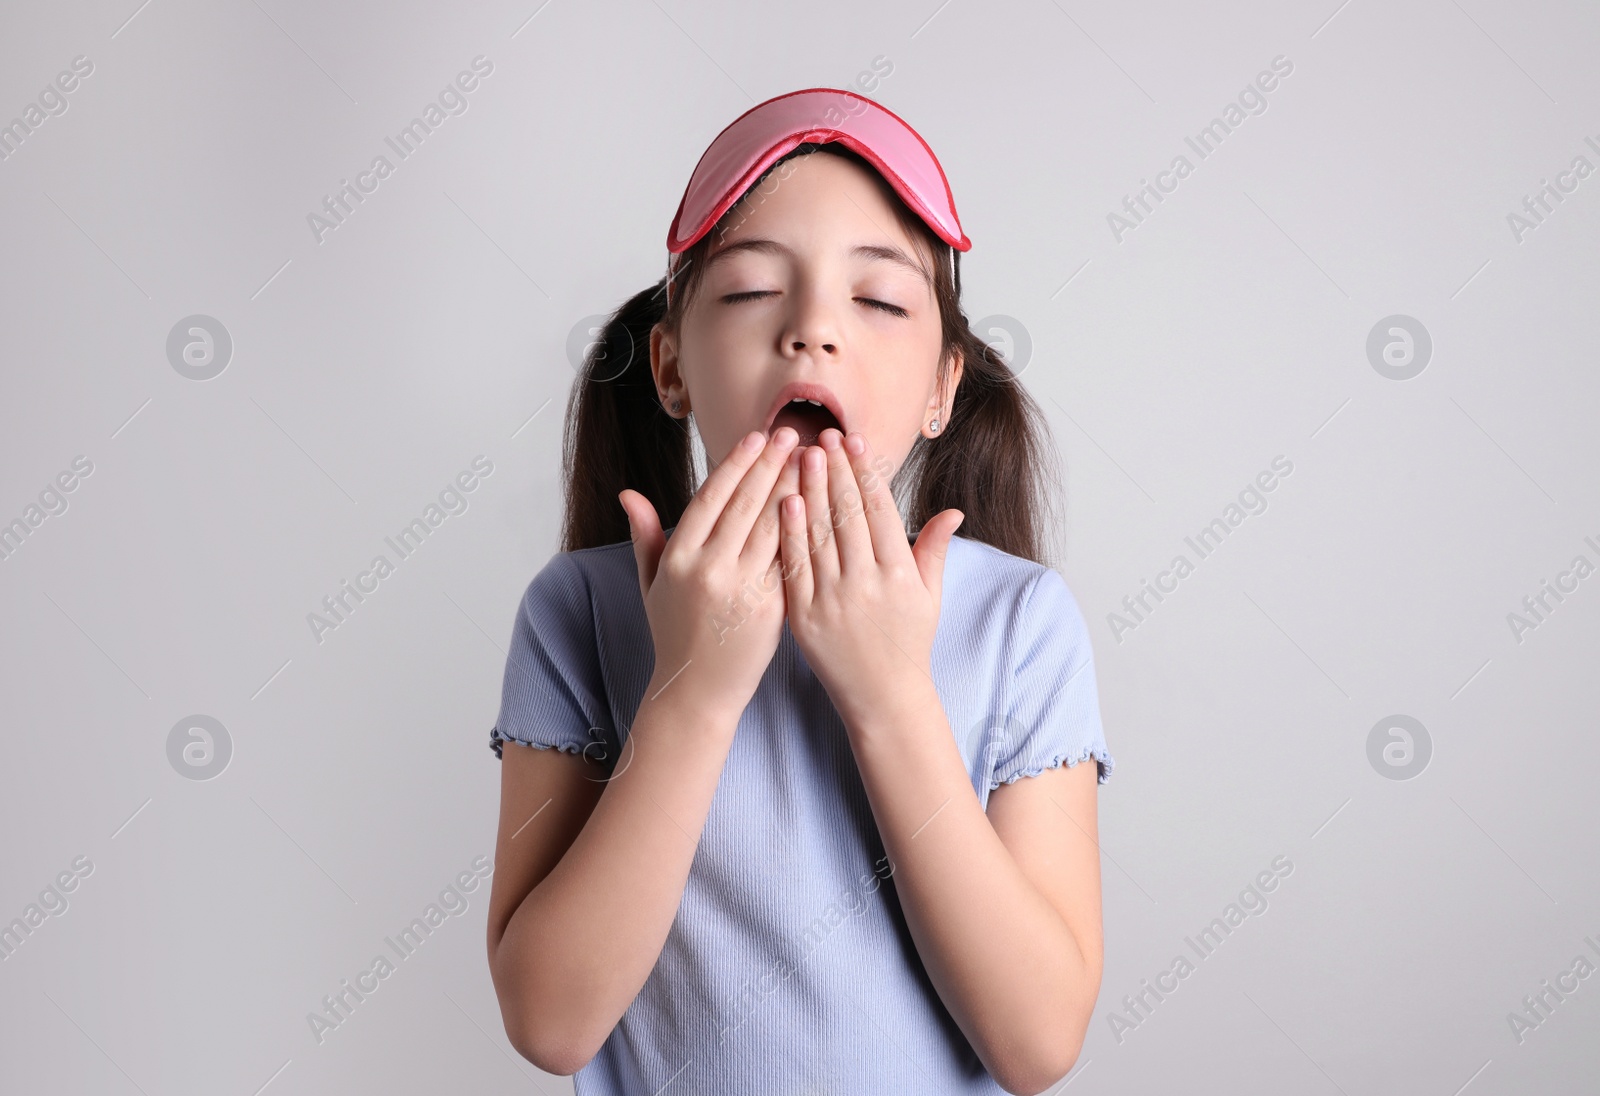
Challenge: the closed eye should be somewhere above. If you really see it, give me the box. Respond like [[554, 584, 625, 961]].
[[721, 290, 907, 318], [859, 298, 908, 317]]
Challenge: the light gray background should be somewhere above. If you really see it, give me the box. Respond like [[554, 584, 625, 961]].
[[2, 0, 1597, 1093]]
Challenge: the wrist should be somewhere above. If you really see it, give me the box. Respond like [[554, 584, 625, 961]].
[[833, 665, 939, 738], [639, 672, 747, 738]]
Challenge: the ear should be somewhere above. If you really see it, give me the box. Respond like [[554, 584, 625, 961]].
[[649, 322, 689, 417], [926, 346, 964, 429], [945, 346, 965, 409]]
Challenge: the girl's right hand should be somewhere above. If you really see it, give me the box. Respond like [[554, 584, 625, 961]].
[[618, 426, 802, 721]]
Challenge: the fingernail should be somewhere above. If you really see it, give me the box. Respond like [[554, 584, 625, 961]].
[[742, 431, 764, 452], [845, 432, 866, 455]]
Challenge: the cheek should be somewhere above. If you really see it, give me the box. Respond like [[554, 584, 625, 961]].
[[853, 360, 929, 459], [869, 332, 945, 416], [677, 325, 769, 452]]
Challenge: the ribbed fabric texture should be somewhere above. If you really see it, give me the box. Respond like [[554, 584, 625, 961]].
[[489, 533, 1114, 1094]]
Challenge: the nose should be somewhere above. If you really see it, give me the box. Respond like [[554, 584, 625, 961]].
[[790, 337, 836, 353], [781, 285, 840, 358]]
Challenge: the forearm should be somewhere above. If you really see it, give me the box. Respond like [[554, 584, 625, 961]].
[[842, 677, 1096, 1092], [491, 683, 738, 1071]]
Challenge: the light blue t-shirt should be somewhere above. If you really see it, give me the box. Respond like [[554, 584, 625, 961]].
[[489, 531, 1114, 1095]]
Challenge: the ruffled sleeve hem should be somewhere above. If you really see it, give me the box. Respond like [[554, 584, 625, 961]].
[[989, 744, 1115, 789], [489, 725, 590, 761]]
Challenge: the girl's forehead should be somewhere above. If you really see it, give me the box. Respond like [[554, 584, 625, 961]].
[[707, 236, 933, 289], [712, 215, 931, 282], [723, 154, 914, 239]]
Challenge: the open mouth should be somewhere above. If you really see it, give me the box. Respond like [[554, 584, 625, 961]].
[[770, 397, 843, 448]]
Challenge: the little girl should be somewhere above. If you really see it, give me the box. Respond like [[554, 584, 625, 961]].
[[484, 88, 1115, 1096]]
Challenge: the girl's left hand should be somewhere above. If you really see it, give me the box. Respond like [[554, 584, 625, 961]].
[[777, 428, 964, 727]]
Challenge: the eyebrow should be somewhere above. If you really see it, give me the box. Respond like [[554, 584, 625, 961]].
[[706, 237, 932, 288]]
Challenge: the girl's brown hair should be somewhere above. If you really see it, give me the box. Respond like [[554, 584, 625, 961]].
[[558, 142, 1064, 565]]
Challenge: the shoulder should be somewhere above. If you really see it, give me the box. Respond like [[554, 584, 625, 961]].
[[941, 534, 1086, 626], [520, 539, 636, 609], [493, 543, 634, 759], [937, 537, 1096, 691]]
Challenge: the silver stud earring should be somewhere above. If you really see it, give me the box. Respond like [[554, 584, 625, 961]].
[[928, 418, 940, 434], [671, 400, 682, 414]]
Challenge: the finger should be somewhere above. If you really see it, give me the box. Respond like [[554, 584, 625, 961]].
[[799, 444, 839, 586], [744, 443, 801, 573], [820, 428, 871, 576], [618, 489, 665, 594], [779, 492, 814, 610], [707, 427, 799, 554], [913, 509, 966, 611], [672, 430, 769, 550], [842, 431, 908, 565]]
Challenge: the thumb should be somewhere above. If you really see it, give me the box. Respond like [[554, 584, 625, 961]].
[[618, 489, 665, 596], [912, 509, 964, 609]]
